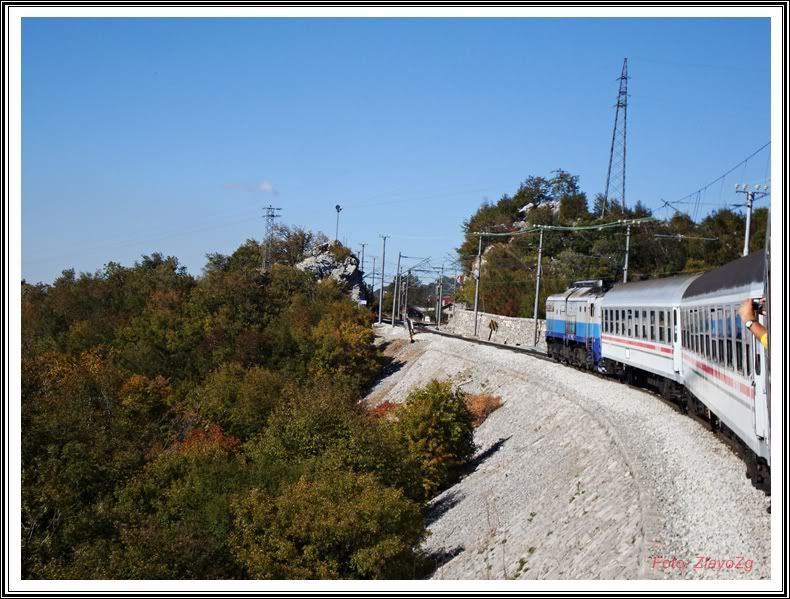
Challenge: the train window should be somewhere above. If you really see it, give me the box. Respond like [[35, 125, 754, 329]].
[[641, 310, 647, 338], [735, 340, 743, 373], [693, 310, 702, 353], [682, 310, 687, 347], [590, 304, 595, 318], [658, 311, 664, 342], [650, 310, 656, 341], [689, 309, 695, 352], [689, 309, 694, 352], [615, 309, 620, 335], [734, 313, 744, 374], [746, 341, 752, 376], [634, 309, 640, 338], [621, 309, 626, 335], [669, 310, 674, 343], [679, 311, 683, 348], [688, 310, 693, 352], [673, 310, 677, 343], [755, 352, 761, 376], [627, 309, 633, 337], [724, 306, 732, 368], [715, 307, 723, 364], [679, 311, 684, 347], [700, 310, 710, 358]]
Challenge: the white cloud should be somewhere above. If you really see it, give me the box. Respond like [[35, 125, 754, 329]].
[[259, 180, 274, 193]]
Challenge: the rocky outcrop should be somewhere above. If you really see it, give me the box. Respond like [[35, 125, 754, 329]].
[[295, 241, 367, 303]]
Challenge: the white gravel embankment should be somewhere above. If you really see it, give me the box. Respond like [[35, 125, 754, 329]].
[[365, 325, 771, 580]]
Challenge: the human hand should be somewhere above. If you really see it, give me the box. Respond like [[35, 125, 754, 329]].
[[738, 298, 756, 323]]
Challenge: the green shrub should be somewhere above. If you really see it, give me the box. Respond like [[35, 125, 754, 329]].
[[230, 470, 426, 579], [395, 380, 476, 498], [188, 363, 285, 440], [327, 242, 352, 262]]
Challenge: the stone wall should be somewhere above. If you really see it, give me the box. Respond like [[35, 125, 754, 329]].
[[443, 308, 547, 352]]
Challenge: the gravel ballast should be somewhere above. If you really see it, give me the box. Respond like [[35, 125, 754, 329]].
[[365, 325, 771, 580]]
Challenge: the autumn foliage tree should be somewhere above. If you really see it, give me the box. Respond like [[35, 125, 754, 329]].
[[456, 170, 765, 318], [394, 380, 477, 498], [21, 233, 460, 580]]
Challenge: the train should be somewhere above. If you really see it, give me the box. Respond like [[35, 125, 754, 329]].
[[545, 250, 770, 491]]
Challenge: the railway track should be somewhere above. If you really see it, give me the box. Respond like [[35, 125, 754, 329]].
[[413, 323, 555, 363]]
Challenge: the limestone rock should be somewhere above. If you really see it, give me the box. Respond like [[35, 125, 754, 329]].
[[295, 241, 367, 303]]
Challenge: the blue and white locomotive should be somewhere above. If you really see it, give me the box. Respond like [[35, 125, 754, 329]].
[[545, 251, 770, 489], [545, 280, 608, 369]]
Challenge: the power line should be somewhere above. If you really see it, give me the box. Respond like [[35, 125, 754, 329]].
[[671, 141, 769, 211], [473, 217, 654, 237]]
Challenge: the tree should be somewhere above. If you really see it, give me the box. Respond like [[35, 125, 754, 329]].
[[187, 363, 286, 440], [96, 425, 245, 579], [394, 380, 476, 497], [696, 208, 747, 266], [230, 471, 426, 579]]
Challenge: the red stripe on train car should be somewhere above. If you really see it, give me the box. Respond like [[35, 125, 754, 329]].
[[602, 335, 673, 356], [682, 353, 753, 401]]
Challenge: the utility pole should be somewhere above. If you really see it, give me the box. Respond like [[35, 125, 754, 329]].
[[473, 235, 482, 337], [404, 270, 410, 319], [378, 235, 388, 324], [334, 205, 342, 243], [359, 243, 367, 275], [453, 264, 459, 320], [532, 227, 544, 346], [623, 223, 631, 283], [392, 252, 402, 327], [437, 264, 444, 329], [369, 257, 376, 297], [261, 205, 282, 272], [736, 184, 769, 256], [400, 273, 407, 320]]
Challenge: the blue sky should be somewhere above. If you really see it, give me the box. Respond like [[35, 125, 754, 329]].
[[21, 17, 772, 284]]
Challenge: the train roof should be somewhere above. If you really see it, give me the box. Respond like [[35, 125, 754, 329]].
[[601, 273, 701, 307], [546, 281, 608, 304], [683, 249, 765, 300]]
